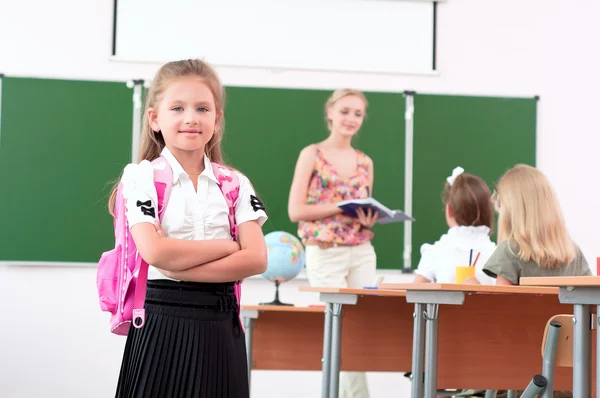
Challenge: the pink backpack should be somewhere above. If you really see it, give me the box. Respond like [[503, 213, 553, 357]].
[[97, 156, 242, 336]]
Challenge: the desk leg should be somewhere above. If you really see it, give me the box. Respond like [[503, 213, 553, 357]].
[[329, 303, 344, 398], [597, 305, 600, 398], [423, 303, 439, 398], [322, 303, 333, 398], [573, 304, 590, 398], [411, 303, 425, 398], [243, 317, 254, 392]]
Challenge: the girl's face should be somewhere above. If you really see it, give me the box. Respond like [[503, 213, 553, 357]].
[[327, 95, 366, 137], [148, 77, 221, 155]]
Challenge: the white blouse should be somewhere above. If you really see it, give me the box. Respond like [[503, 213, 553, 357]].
[[415, 226, 497, 284], [121, 147, 268, 280]]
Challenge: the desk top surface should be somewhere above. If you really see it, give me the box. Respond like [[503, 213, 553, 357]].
[[520, 276, 600, 287], [298, 286, 407, 297], [242, 305, 325, 313], [380, 283, 558, 295]]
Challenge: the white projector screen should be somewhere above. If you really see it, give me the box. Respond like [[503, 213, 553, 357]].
[[114, 0, 436, 74]]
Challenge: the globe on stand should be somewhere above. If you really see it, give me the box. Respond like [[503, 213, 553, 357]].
[[260, 231, 306, 306]]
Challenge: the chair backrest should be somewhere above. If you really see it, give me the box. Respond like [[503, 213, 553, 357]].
[[541, 314, 574, 367]]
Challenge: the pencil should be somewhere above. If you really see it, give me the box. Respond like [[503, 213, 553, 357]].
[[472, 251, 481, 267]]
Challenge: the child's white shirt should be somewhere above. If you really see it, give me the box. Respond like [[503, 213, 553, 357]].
[[121, 147, 268, 280], [415, 226, 496, 284]]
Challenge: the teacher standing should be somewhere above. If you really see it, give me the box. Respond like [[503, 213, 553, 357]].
[[288, 89, 378, 398]]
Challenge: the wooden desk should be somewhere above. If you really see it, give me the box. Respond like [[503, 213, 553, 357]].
[[382, 282, 559, 295], [246, 285, 574, 398], [521, 276, 600, 398], [242, 305, 325, 371], [298, 287, 412, 398], [381, 283, 574, 398], [241, 304, 323, 394], [242, 290, 414, 398]]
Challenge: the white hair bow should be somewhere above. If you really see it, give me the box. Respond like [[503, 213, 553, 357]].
[[446, 166, 464, 186]]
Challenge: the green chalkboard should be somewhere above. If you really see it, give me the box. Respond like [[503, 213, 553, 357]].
[[0, 77, 536, 272], [0, 77, 132, 262], [411, 94, 537, 268], [223, 87, 406, 270]]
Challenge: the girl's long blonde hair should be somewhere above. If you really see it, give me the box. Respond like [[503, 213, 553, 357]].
[[495, 164, 575, 268], [108, 59, 226, 214]]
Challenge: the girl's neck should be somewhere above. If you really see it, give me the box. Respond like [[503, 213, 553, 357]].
[[322, 132, 353, 150], [169, 147, 206, 174]]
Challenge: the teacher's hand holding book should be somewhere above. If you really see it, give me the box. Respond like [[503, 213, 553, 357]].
[[357, 207, 379, 228], [336, 197, 414, 224]]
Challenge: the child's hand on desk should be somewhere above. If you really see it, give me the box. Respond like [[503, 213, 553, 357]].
[[357, 208, 379, 228], [462, 277, 480, 285]]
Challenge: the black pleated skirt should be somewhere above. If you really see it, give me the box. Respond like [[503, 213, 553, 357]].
[[115, 280, 249, 398]]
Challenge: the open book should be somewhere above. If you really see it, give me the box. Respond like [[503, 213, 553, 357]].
[[336, 198, 414, 224]]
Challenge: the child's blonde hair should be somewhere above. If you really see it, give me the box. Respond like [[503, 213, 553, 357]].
[[108, 59, 226, 214], [324, 89, 368, 129], [494, 164, 575, 268]]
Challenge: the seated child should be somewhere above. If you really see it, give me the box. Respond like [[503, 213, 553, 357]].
[[414, 167, 496, 285], [483, 164, 590, 284]]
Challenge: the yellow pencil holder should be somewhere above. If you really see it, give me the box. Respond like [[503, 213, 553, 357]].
[[455, 266, 476, 283]]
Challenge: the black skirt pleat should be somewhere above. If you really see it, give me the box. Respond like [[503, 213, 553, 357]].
[[115, 280, 248, 398]]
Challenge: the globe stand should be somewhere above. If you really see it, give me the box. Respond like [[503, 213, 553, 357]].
[[260, 280, 293, 306]]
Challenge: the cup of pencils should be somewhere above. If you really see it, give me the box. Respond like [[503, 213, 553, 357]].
[[455, 250, 480, 283]]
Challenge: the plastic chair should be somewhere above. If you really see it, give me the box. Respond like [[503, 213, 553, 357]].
[[485, 314, 572, 398], [538, 315, 574, 398]]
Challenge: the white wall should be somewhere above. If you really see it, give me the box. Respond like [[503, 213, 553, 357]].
[[1, 0, 599, 397]]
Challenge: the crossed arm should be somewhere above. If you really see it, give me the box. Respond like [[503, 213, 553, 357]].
[[131, 220, 268, 282]]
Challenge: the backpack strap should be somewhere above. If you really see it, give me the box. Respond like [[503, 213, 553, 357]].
[[131, 156, 174, 329], [211, 162, 240, 240], [152, 157, 174, 220], [212, 162, 247, 331]]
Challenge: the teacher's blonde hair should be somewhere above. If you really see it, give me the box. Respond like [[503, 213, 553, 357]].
[[495, 164, 575, 268]]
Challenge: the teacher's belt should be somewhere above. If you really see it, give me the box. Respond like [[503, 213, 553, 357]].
[[305, 240, 353, 249]]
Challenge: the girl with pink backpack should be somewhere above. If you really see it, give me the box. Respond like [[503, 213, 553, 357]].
[[105, 59, 268, 398]]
